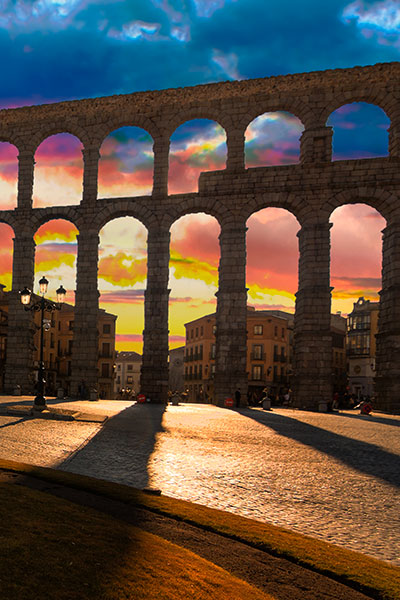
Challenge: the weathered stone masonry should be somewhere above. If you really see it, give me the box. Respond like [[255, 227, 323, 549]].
[[1, 62, 400, 412]]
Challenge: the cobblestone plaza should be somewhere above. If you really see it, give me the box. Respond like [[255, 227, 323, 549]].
[[0, 399, 398, 566]]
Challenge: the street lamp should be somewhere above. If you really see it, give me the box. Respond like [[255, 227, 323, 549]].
[[20, 276, 66, 410]]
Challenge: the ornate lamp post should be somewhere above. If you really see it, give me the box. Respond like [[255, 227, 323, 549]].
[[20, 276, 66, 410]]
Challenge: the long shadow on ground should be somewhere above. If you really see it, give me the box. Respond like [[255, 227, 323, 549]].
[[240, 408, 400, 489], [59, 403, 166, 490]]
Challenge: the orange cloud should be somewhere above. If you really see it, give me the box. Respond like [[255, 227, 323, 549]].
[[98, 252, 147, 286], [35, 248, 76, 271], [34, 220, 79, 244]]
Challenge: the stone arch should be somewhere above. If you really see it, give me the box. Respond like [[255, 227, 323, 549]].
[[169, 210, 221, 401], [242, 192, 306, 227], [28, 124, 91, 154], [327, 102, 390, 161], [0, 141, 18, 210], [321, 90, 393, 126], [166, 108, 231, 139], [245, 111, 304, 168], [98, 125, 155, 199], [28, 208, 81, 238], [98, 215, 149, 358], [243, 98, 311, 131], [169, 199, 229, 230], [95, 115, 159, 149], [33, 133, 84, 208], [324, 189, 395, 223], [0, 220, 15, 292], [169, 118, 227, 194], [94, 203, 156, 233], [246, 204, 300, 311]]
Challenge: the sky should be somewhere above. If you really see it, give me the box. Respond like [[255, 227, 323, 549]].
[[0, 0, 398, 352]]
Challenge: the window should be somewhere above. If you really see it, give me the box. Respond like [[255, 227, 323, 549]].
[[127, 364, 133, 371], [273, 345, 278, 360], [281, 328, 285, 339], [101, 363, 110, 377], [103, 323, 111, 334], [254, 325, 263, 335], [116, 376, 120, 384], [102, 342, 110, 357], [127, 375, 133, 383], [252, 365, 262, 380], [69, 320, 74, 330], [274, 325, 278, 336], [191, 329, 194, 338], [212, 325, 217, 336], [117, 364, 121, 370], [68, 340, 73, 355], [195, 327, 199, 337], [200, 326, 203, 336], [253, 344, 263, 360], [211, 344, 216, 359]]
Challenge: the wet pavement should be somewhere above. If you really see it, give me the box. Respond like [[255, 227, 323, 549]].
[[0, 396, 399, 565]]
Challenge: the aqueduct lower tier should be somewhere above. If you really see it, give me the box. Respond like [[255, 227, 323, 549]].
[[1, 61, 400, 411]]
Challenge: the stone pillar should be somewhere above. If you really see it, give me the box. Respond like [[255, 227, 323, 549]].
[[214, 222, 248, 406], [70, 230, 99, 397], [293, 222, 332, 410], [17, 150, 35, 209], [82, 146, 100, 204], [140, 226, 170, 402], [4, 233, 36, 394], [226, 127, 245, 171], [388, 124, 400, 158], [152, 137, 170, 196], [300, 126, 333, 164], [375, 222, 400, 413]]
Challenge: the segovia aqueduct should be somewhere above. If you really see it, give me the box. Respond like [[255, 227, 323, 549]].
[[1, 61, 400, 412]]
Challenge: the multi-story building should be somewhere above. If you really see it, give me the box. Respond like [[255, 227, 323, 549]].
[[184, 308, 291, 403], [114, 351, 142, 398], [346, 297, 379, 398], [0, 285, 117, 398], [33, 302, 117, 399]]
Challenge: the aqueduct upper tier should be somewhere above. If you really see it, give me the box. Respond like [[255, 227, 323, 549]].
[[1, 61, 400, 411]]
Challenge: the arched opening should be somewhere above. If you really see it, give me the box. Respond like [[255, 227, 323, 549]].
[[327, 102, 389, 161], [169, 119, 227, 194], [169, 213, 220, 402], [246, 207, 300, 405], [0, 222, 14, 391], [33, 133, 83, 208], [0, 142, 18, 210], [33, 219, 79, 396], [98, 216, 148, 399], [98, 126, 154, 198], [245, 112, 304, 168], [330, 203, 386, 400]]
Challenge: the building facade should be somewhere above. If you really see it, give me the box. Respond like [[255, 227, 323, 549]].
[[347, 297, 379, 398], [184, 309, 290, 404], [114, 351, 142, 398], [0, 62, 400, 411], [0, 286, 116, 398]]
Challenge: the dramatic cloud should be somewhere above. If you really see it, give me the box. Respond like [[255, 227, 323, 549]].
[[98, 252, 147, 287], [342, 1, 400, 47], [245, 112, 304, 167], [169, 119, 226, 193], [99, 289, 146, 304], [98, 126, 154, 197]]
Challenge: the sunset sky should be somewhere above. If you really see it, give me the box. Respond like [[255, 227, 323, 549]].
[[0, 0, 397, 352]]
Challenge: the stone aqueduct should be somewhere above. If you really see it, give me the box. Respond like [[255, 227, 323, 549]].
[[1, 61, 400, 412]]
